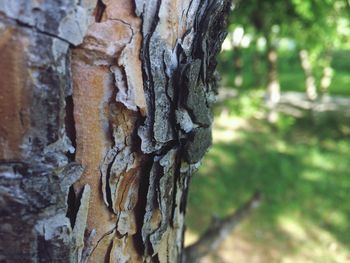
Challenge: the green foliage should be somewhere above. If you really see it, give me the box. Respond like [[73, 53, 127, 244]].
[[218, 90, 263, 118], [275, 114, 296, 134], [218, 48, 350, 96], [230, 0, 350, 86], [332, 50, 350, 71]]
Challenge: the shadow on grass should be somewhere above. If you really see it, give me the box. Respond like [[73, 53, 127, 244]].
[[186, 114, 350, 257]]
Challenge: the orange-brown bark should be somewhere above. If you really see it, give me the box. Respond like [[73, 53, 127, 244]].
[[0, 27, 30, 160], [71, 1, 145, 261]]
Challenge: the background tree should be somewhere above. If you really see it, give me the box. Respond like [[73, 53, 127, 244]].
[[228, 0, 349, 101], [0, 0, 230, 262], [232, 0, 299, 121], [286, 0, 342, 99], [229, 26, 245, 88]]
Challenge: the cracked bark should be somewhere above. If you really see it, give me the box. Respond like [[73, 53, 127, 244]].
[[0, 0, 231, 262]]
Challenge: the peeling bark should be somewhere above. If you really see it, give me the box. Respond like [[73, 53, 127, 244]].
[[0, 1, 89, 261], [0, 0, 231, 262]]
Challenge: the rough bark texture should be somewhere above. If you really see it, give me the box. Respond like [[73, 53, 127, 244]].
[[0, 0, 230, 262]]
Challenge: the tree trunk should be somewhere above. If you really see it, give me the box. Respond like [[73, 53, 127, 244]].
[[233, 46, 243, 88], [320, 66, 333, 96], [0, 0, 231, 262], [320, 52, 333, 96], [299, 49, 317, 100], [252, 38, 262, 87], [266, 37, 280, 122]]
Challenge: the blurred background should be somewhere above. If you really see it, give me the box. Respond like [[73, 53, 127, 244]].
[[185, 1, 350, 262]]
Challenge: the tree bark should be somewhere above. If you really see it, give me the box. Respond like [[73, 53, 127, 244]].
[[0, 0, 231, 262]]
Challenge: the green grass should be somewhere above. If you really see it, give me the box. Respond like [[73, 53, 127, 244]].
[[329, 71, 350, 96], [186, 91, 350, 262]]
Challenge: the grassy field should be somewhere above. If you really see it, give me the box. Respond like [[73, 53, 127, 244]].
[[185, 58, 350, 263]]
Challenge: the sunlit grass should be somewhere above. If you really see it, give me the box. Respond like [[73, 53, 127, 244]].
[[185, 90, 350, 262]]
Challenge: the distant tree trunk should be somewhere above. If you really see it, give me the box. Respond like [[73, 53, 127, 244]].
[[252, 50, 262, 87], [320, 66, 333, 96], [233, 46, 243, 88], [265, 36, 280, 122], [299, 49, 317, 100], [230, 27, 244, 88], [0, 0, 231, 262], [320, 52, 333, 96], [252, 39, 263, 87]]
